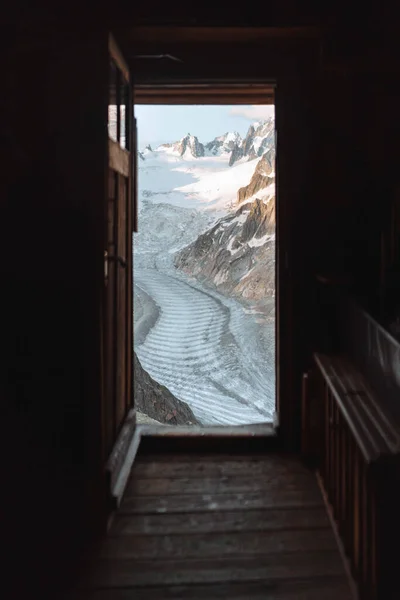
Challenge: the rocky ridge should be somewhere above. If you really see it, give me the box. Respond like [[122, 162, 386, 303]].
[[174, 151, 276, 317], [205, 131, 242, 155], [229, 119, 275, 166], [157, 134, 205, 158], [237, 148, 275, 203], [134, 352, 200, 425]]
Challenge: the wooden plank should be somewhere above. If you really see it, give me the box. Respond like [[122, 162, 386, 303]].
[[127, 26, 321, 44], [106, 408, 136, 492], [131, 454, 313, 478], [136, 428, 278, 455], [134, 87, 275, 104], [111, 429, 141, 508], [80, 552, 347, 588], [104, 169, 117, 455], [109, 139, 129, 177], [109, 33, 130, 82], [135, 452, 299, 462], [120, 489, 323, 514], [125, 474, 317, 496], [116, 175, 128, 432], [138, 423, 276, 437], [71, 576, 352, 599], [99, 529, 336, 559], [112, 507, 330, 535]]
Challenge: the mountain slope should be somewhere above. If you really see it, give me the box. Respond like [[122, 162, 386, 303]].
[[175, 197, 275, 313], [174, 156, 258, 211]]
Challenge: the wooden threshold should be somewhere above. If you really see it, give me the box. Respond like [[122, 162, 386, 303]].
[[139, 423, 276, 437], [138, 423, 279, 455]]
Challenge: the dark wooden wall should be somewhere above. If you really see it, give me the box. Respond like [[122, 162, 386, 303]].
[[283, 32, 400, 444], [278, 53, 400, 445], [1, 11, 399, 597], [0, 30, 109, 596]]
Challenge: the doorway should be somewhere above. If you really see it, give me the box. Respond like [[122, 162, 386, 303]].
[[133, 101, 276, 427]]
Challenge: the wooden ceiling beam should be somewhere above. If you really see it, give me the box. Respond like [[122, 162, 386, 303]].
[[124, 39, 320, 82], [134, 84, 275, 105], [124, 26, 322, 45]]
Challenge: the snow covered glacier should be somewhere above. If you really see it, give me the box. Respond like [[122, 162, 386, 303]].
[[134, 126, 276, 425]]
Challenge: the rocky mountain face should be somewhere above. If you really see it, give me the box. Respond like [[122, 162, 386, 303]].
[[205, 131, 242, 155], [237, 149, 275, 203], [229, 119, 275, 166], [134, 352, 200, 425], [175, 196, 275, 315], [157, 134, 205, 158], [174, 150, 276, 318], [176, 134, 205, 157]]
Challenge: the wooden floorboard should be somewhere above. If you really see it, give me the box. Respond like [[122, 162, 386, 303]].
[[119, 489, 323, 514], [79, 552, 347, 587], [98, 529, 337, 559], [70, 577, 353, 599], [111, 507, 330, 535], [125, 474, 316, 495], [69, 451, 354, 599], [132, 453, 310, 472]]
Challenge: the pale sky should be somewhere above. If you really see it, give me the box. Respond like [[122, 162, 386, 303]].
[[136, 105, 274, 149]]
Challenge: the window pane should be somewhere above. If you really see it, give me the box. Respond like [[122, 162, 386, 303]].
[[119, 77, 129, 149], [108, 60, 118, 142]]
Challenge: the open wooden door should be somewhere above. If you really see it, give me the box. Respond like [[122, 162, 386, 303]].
[[104, 35, 136, 464]]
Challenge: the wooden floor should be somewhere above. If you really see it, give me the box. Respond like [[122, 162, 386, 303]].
[[70, 452, 354, 599]]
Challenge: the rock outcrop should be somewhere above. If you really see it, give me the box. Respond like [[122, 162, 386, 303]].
[[175, 196, 275, 315], [206, 131, 242, 155], [237, 149, 275, 203], [229, 119, 275, 166], [175, 134, 205, 158], [134, 352, 201, 425], [156, 134, 205, 158], [229, 143, 244, 166]]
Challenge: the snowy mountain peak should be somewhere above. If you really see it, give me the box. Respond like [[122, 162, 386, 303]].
[[174, 134, 205, 158], [205, 131, 242, 156]]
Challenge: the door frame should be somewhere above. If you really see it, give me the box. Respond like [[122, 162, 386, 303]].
[[133, 83, 279, 432]]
